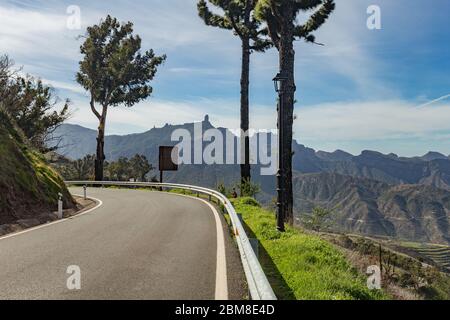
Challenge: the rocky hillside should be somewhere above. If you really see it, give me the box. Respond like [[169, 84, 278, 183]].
[[293, 172, 450, 244], [292, 145, 450, 190], [0, 109, 75, 225]]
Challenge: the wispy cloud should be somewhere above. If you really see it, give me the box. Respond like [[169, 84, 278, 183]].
[[0, 5, 81, 60], [41, 78, 87, 95], [66, 94, 278, 135], [297, 100, 450, 140], [167, 67, 235, 76]]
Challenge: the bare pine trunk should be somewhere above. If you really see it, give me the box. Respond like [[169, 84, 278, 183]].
[[240, 37, 251, 187], [279, 4, 295, 225]]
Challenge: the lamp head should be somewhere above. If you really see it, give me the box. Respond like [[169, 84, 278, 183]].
[[272, 73, 288, 93]]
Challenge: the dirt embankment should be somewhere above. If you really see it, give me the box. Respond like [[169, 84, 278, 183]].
[[0, 196, 96, 237], [0, 108, 76, 227]]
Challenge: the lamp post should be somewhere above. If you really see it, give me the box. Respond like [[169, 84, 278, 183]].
[[273, 72, 288, 232]]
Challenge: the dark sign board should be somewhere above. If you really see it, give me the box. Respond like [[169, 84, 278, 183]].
[[159, 146, 178, 171]]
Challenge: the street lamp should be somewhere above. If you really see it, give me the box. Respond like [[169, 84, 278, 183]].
[[273, 72, 288, 232], [273, 72, 288, 93]]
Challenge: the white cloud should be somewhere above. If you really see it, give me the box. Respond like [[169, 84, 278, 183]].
[[66, 96, 276, 135], [41, 78, 87, 95], [0, 5, 81, 60], [296, 100, 450, 141], [67, 96, 450, 143], [167, 67, 235, 76], [295, 0, 397, 98]]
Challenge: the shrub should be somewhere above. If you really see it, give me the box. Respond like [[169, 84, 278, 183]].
[[217, 182, 228, 196], [240, 197, 261, 207], [236, 178, 260, 197], [301, 207, 334, 232]]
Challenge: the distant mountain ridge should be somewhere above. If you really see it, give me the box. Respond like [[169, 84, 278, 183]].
[[293, 172, 450, 244], [51, 120, 450, 244], [292, 145, 450, 191], [52, 120, 450, 192]]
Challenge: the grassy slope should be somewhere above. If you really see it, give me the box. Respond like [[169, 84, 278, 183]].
[[231, 197, 388, 300], [0, 109, 74, 223]]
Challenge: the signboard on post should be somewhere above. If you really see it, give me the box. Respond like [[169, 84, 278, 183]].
[[159, 146, 178, 183]]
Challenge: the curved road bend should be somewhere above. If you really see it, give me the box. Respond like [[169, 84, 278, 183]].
[[0, 188, 228, 300]]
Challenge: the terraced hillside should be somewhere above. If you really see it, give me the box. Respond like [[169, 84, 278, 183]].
[[293, 172, 450, 245], [400, 242, 450, 272]]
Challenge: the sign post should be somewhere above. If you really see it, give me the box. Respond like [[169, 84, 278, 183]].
[[159, 146, 178, 186], [57, 192, 63, 219]]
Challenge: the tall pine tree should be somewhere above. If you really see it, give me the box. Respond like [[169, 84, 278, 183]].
[[198, 0, 271, 189], [255, 0, 335, 226]]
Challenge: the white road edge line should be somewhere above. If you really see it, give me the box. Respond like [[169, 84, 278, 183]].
[[0, 194, 103, 241], [198, 198, 229, 300], [172, 193, 229, 300]]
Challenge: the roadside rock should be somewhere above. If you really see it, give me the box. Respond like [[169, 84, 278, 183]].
[[16, 219, 41, 229]]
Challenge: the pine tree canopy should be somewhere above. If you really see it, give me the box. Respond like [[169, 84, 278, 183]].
[[197, 0, 271, 51], [255, 0, 335, 49], [76, 15, 166, 109]]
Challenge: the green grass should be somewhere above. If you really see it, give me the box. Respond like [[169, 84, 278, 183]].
[[0, 108, 74, 215], [231, 197, 389, 300]]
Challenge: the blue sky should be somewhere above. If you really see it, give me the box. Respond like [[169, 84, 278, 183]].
[[1, 0, 450, 156]]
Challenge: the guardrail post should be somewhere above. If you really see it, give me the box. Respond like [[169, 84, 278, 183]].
[[236, 213, 244, 236], [208, 194, 212, 202], [57, 192, 63, 219]]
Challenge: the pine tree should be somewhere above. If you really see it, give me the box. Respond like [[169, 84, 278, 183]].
[[255, 0, 335, 226], [1, 55, 70, 153], [198, 0, 271, 189], [77, 16, 166, 181]]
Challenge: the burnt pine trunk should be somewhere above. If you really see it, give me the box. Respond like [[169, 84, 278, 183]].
[[94, 106, 108, 181], [240, 1, 252, 190], [279, 4, 295, 225], [240, 36, 251, 187]]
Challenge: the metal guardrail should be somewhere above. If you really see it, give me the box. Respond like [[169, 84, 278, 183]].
[[65, 180, 277, 300]]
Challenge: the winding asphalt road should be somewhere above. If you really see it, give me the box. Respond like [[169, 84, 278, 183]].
[[0, 188, 228, 300]]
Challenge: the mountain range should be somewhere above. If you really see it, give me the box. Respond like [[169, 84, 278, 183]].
[[51, 117, 450, 244]]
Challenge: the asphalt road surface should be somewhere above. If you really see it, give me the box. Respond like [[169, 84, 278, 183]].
[[0, 188, 228, 300]]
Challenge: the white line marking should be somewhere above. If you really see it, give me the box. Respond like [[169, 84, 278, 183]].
[[169, 193, 229, 300], [0, 194, 103, 241], [197, 198, 229, 300]]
